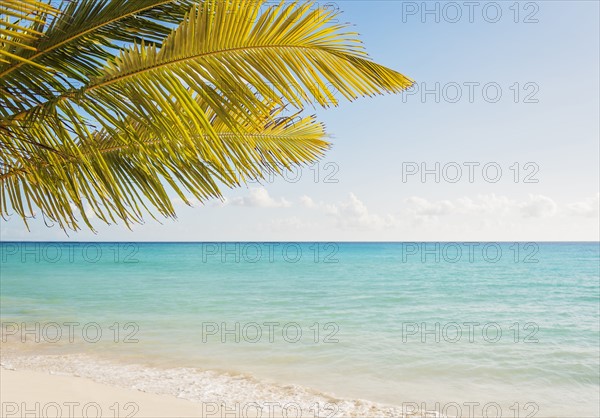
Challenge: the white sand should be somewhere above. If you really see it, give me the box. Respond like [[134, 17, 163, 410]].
[[0, 353, 427, 417], [1, 368, 206, 417]]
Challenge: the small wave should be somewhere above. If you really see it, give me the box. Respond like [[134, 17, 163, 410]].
[[0, 350, 439, 417]]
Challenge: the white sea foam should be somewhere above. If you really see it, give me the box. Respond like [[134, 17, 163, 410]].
[[1, 350, 441, 417]]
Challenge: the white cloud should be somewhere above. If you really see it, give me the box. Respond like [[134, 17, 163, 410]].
[[323, 203, 339, 216], [299, 195, 316, 209], [404, 196, 455, 216], [230, 188, 292, 208], [84, 203, 97, 220], [339, 193, 370, 218], [454, 194, 515, 216], [69, 202, 97, 221], [209, 197, 228, 208], [519, 194, 558, 218], [303, 193, 399, 229], [567, 193, 599, 218], [403, 194, 560, 220]]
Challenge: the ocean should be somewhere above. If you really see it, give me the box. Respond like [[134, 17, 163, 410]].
[[1, 242, 598, 417]]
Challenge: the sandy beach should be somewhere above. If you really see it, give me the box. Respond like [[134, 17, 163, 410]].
[[1, 368, 207, 418], [0, 367, 427, 418], [0, 351, 421, 418]]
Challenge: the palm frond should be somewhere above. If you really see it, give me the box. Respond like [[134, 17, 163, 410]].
[[1, 102, 328, 231], [1, 0, 413, 232], [86, 0, 413, 127]]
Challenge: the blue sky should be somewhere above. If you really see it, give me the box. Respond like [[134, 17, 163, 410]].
[[1, 0, 598, 241]]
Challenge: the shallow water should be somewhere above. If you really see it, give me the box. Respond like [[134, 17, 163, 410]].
[[1, 242, 598, 417]]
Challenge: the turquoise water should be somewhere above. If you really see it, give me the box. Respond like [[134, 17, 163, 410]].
[[1, 242, 599, 416]]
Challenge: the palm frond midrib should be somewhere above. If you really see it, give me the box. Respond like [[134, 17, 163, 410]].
[[0, 125, 328, 182], [94, 43, 367, 89]]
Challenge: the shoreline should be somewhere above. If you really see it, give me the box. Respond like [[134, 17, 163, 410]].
[[0, 351, 421, 418], [2, 342, 596, 417]]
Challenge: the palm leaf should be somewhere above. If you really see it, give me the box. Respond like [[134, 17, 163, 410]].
[[1, 102, 328, 231], [1, 0, 413, 231]]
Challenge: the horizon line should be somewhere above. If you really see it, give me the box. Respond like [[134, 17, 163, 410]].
[[1, 240, 598, 244]]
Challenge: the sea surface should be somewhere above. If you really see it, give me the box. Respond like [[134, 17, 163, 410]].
[[1, 242, 599, 417]]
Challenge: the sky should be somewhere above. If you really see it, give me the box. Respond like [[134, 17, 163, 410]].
[[1, 0, 598, 241]]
